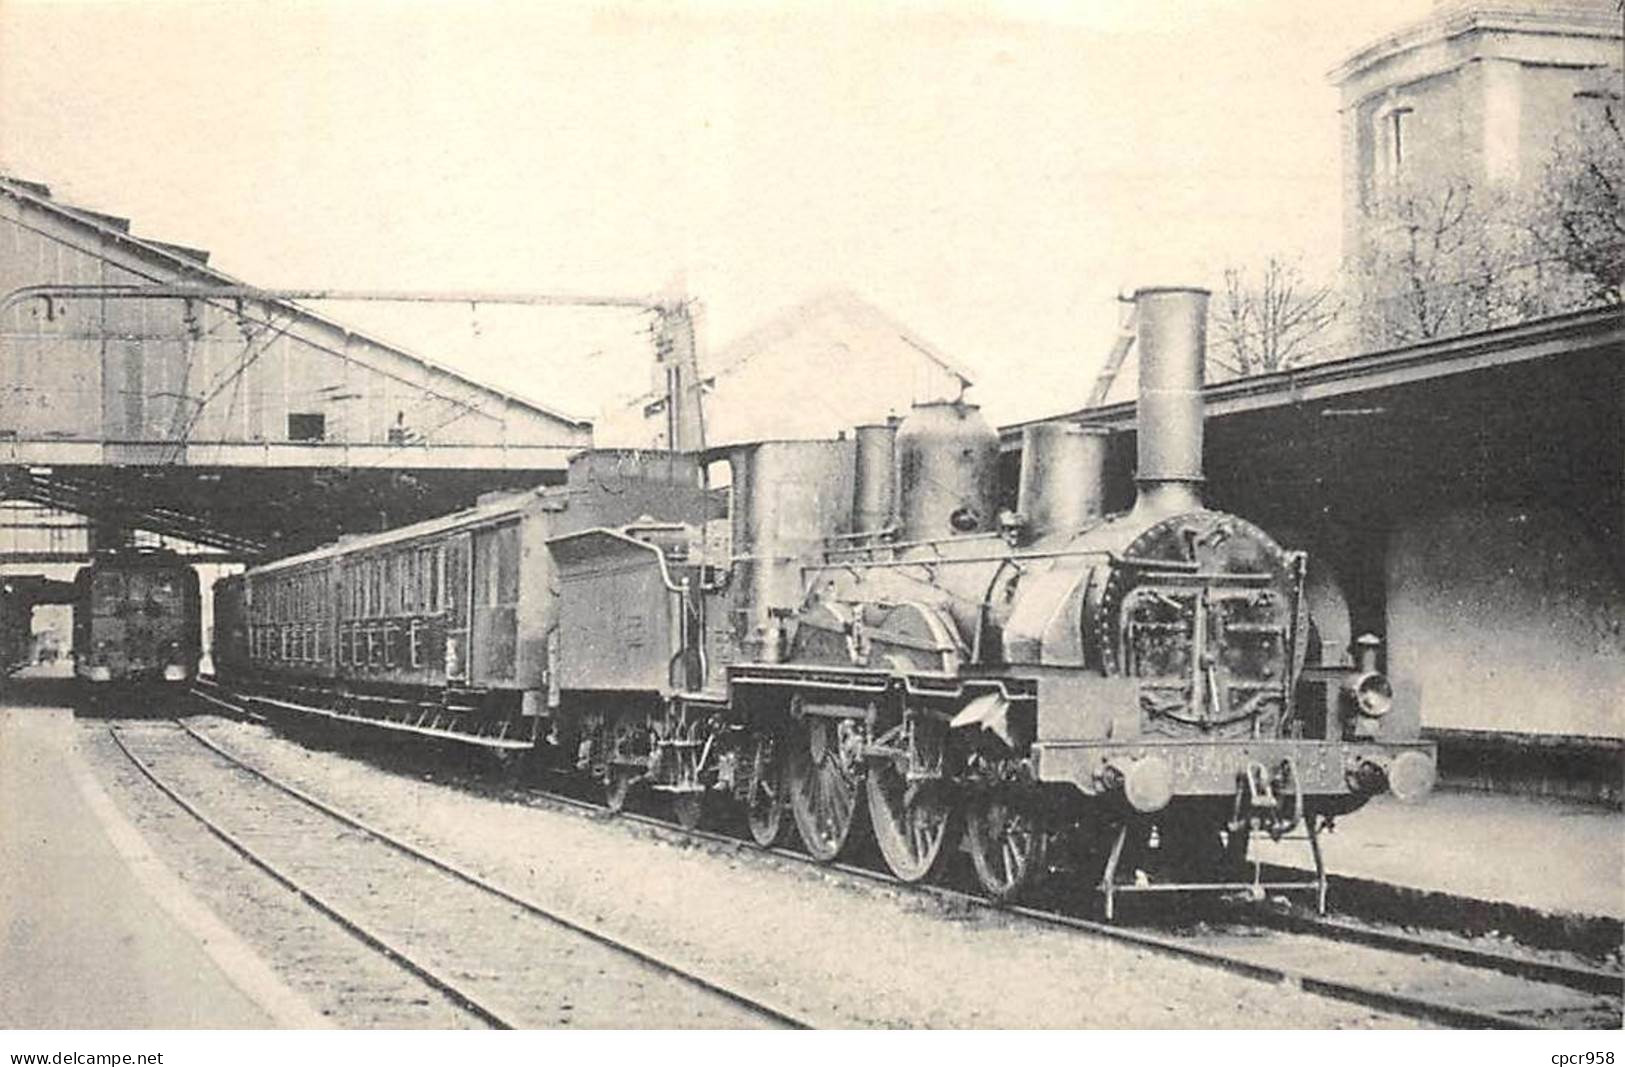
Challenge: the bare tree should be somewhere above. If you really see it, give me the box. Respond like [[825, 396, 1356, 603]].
[[1354, 174, 1534, 346], [1521, 90, 1625, 306], [1357, 84, 1624, 349], [1208, 257, 1340, 379]]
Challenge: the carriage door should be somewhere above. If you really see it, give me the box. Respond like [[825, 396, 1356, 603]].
[[470, 521, 520, 686], [444, 533, 473, 683]]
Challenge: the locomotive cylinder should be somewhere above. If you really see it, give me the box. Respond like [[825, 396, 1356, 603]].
[[1017, 421, 1109, 537], [852, 421, 899, 534], [893, 400, 1000, 542], [1132, 286, 1209, 520]]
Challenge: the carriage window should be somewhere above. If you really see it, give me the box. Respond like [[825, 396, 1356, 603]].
[[496, 524, 519, 607], [431, 546, 444, 611], [472, 524, 519, 608], [475, 531, 497, 607], [145, 574, 181, 609], [443, 543, 457, 613]]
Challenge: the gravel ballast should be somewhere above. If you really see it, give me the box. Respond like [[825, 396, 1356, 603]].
[[90, 713, 1420, 1028]]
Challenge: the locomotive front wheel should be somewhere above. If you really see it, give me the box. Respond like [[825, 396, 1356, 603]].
[[866, 762, 958, 883], [604, 769, 635, 814], [672, 792, 705, 831], [966, 793, 1047, 903], [787, 717, 864, 862], [746, 736, 789, 848]]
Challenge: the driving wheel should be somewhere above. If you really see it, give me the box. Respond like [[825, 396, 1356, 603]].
[[786, 715, 864, 862]]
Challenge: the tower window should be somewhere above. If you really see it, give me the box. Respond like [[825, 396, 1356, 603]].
[[1388, 106, 1413, 173]]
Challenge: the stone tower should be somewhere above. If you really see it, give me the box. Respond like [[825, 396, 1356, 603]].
[[1331, 1, 1622, 269]]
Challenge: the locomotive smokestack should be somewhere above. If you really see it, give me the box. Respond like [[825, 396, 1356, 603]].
[[1131, 286, 1210, 519]]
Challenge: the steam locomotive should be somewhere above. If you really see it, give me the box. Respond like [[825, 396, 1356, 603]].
[[212, 287, 1435, 912], [73, 547, 202, 709]]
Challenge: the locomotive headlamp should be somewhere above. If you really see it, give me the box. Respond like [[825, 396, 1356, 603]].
[[1120, 756, 1173, 813], [1346, 671, 1393, 718], [1387, 750, 1436, 803]]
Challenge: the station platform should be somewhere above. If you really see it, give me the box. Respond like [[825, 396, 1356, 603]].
[[1253, 788, 1624, 921], [0, 704, 324, 1028]]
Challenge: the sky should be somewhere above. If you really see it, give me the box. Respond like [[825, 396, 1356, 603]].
[[0, 0, 1438, 425]]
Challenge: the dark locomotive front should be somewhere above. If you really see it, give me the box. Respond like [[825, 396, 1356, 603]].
[[73, 547, 201, 708]]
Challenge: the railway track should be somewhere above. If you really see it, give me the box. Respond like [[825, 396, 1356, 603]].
[[184, 687, 1622, 1029], [517, 780, 1619, 1029], [109, 717, 813, 1030]]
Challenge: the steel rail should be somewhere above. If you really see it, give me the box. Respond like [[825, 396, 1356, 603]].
[[1257, 909, 1624, 998], [165, 715, 815, 1030], [190, 682, 264, 722], [107, 724, 518, 1029], [184, 686, 1614, 1029]]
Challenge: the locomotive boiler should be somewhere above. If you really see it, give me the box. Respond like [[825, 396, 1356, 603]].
[[215, 285, 1435, 914]]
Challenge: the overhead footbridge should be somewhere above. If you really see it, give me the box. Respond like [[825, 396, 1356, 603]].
[[0, 175, 602, 559]]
